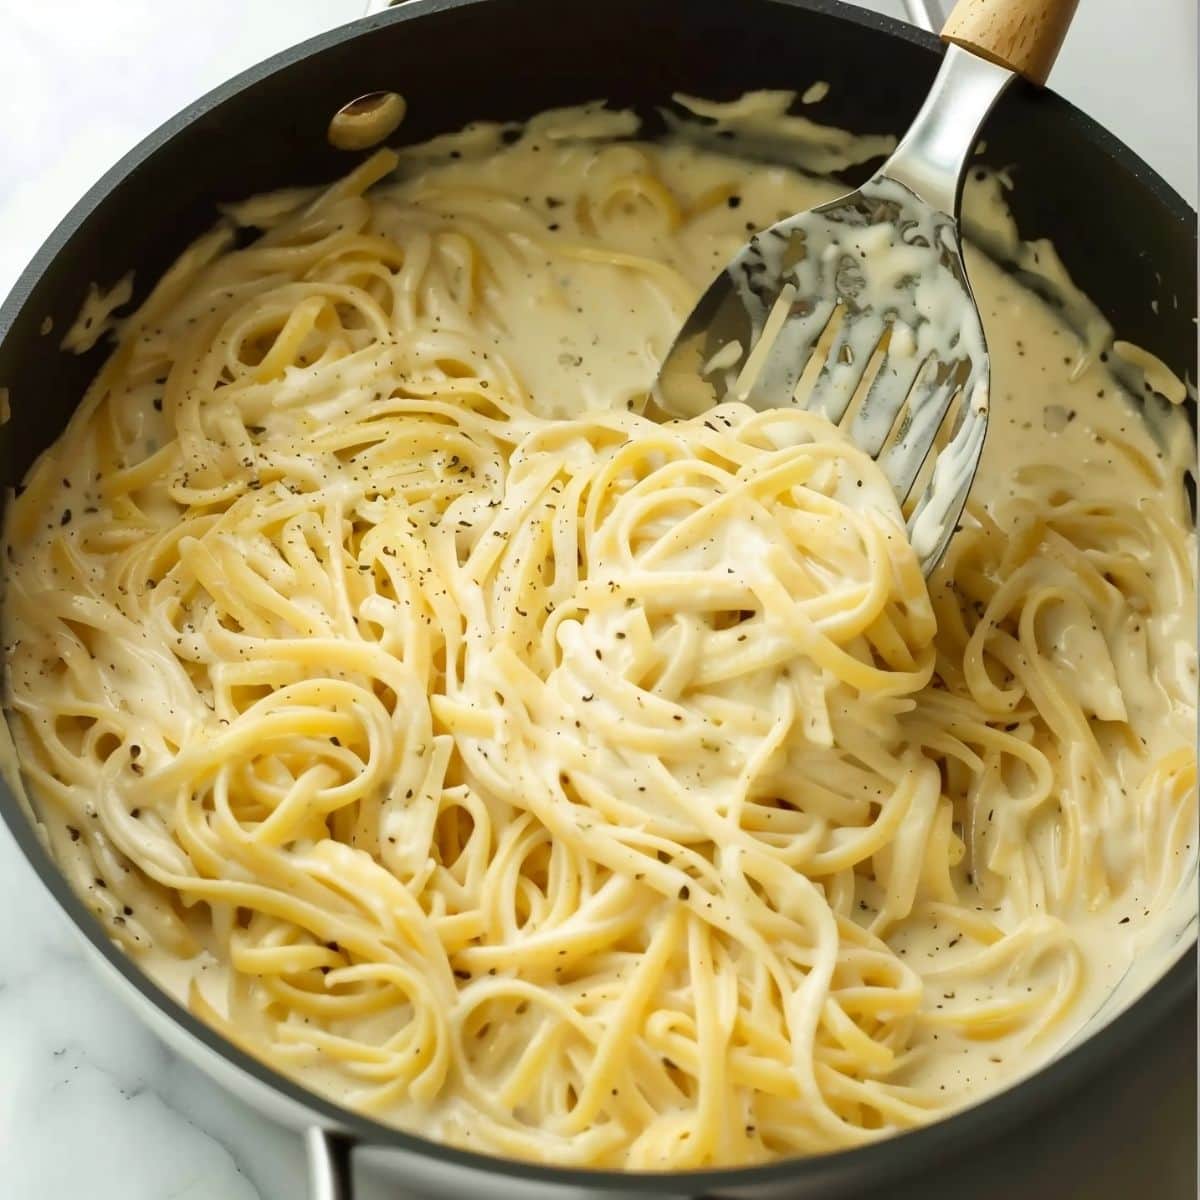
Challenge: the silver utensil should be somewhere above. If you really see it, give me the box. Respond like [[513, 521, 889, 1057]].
[[654, 0, 1079, 575]]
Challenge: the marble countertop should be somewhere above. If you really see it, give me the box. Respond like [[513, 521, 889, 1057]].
[[0, 3, 1195, 1198]]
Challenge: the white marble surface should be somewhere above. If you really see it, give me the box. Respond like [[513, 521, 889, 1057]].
[[0, 3, 1195, 1199]]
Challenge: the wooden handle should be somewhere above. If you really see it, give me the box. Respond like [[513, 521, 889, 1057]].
[[941, 0, 1079, 86]]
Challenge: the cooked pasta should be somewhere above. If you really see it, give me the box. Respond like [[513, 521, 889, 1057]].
[[3, 96, 1195, 1168]]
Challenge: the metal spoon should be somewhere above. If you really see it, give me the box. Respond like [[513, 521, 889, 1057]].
[[654, 0, 1079, 575]]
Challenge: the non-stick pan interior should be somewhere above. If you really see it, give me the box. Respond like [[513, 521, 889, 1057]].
[[0, 1, 1195, 1194]]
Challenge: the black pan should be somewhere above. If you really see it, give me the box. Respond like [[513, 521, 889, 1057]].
[[0, 2, 1195, 1197]]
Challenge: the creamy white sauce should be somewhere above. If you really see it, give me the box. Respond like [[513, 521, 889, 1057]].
[[5, 92, 1195, 1162]]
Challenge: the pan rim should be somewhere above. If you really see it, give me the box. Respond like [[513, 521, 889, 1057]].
[[0, 0, 1195, 1191]]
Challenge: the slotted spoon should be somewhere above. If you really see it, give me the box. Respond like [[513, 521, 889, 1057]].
[[654, 0, 1080, 574]]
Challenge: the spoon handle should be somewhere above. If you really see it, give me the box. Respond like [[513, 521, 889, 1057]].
[[942, 0, 1079, 86]]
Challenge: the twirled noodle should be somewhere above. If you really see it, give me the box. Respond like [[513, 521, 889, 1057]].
[[4, 100, 1196, 1168]]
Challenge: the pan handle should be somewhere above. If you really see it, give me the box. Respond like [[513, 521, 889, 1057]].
[[307, 1126, 357, 1200], [903, 0, 945, 31]]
